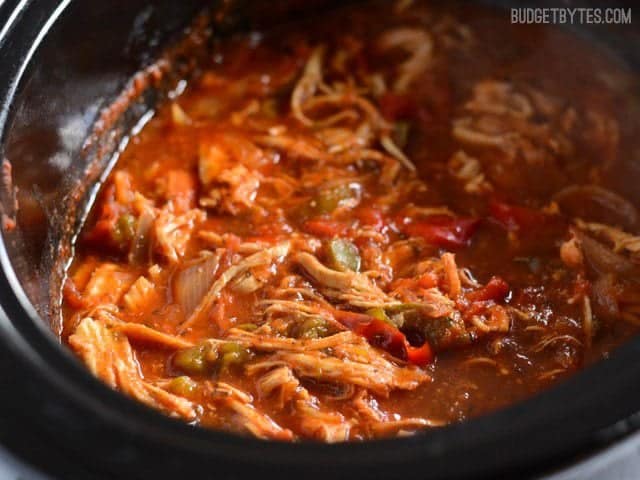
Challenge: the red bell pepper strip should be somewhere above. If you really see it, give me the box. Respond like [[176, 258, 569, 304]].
[[406, 343, 433, 366], [356, 318, 408, 359], [489, 200, 547, 232], [332, 310, 434, 366], [331, 309, 370, 330], [466, 276, 510, 303], [401, 216, 480, 249]]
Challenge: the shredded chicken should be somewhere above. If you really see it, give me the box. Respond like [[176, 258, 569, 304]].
[[226, 328, 356, 352], [256, 366, 301, 406], [464, 81, 533, 119], [213, 382, 294, 440], [380, 134, 416, 171], [200, 165, 263, 214], [123, 276, 162, 313], [114, 323, 194, 350], [391, 285, 455, 318], [448, 150, 492, 194], [255, 345, 430, 397], [295, 396, 351, 442], [441, 252, 461, 298], [291, 46, 327, 126], [452, 80, 580, 182], [254, 366, 350, 441], [295, 251, 399, 309], [452, 116, 514, 149], [254, 134, 329, 161], [154, 208, 205, 263], [82, 264, 137, 307], [288, 42, 417, 174], [575, 220, 640, 262], [354, 391, 443, 436], [69, 318, 196, 420], [377, 28, 433, 93], [469, 306, 510, 334], [181, 242, 290, 332]]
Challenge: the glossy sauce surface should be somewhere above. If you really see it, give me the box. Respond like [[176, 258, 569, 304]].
[[62, 2, 640, 440]]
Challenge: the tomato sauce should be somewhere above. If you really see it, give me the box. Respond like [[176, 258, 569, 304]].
[[61, 1, 640, 440]]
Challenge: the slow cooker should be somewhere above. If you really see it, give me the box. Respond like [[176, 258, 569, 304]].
[[1, 1, 639, 478]]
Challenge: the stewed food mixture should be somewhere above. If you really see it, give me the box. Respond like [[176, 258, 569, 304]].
[[62, 1, 640, 441]]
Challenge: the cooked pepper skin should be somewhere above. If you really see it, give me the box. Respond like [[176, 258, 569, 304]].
[[327, 238, 361, 272], [333, 309, 434, 366], [401, 216, 480, 249]]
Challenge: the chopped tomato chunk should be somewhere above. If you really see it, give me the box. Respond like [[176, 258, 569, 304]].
[[355, 206, 385, 230], [302, 218, 349, 237], [406, 343, 434, 366]]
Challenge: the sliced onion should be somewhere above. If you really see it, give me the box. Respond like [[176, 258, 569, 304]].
[[173, 254, 219, 316], [553, 185, 639, 231], [128, 208, 155, 265]]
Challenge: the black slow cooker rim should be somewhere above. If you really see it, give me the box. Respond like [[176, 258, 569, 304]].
[[1, 0, 640, 478]]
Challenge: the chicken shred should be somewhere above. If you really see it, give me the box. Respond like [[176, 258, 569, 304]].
[[260, 348, 430, 397], [69, 317, 196, 420], [181, 242, 290, 332], [213, 382, 294, 440]]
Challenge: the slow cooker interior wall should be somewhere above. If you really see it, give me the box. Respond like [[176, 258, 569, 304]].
[[0, 1, 638, 478], [1, 0, 208, 328]]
